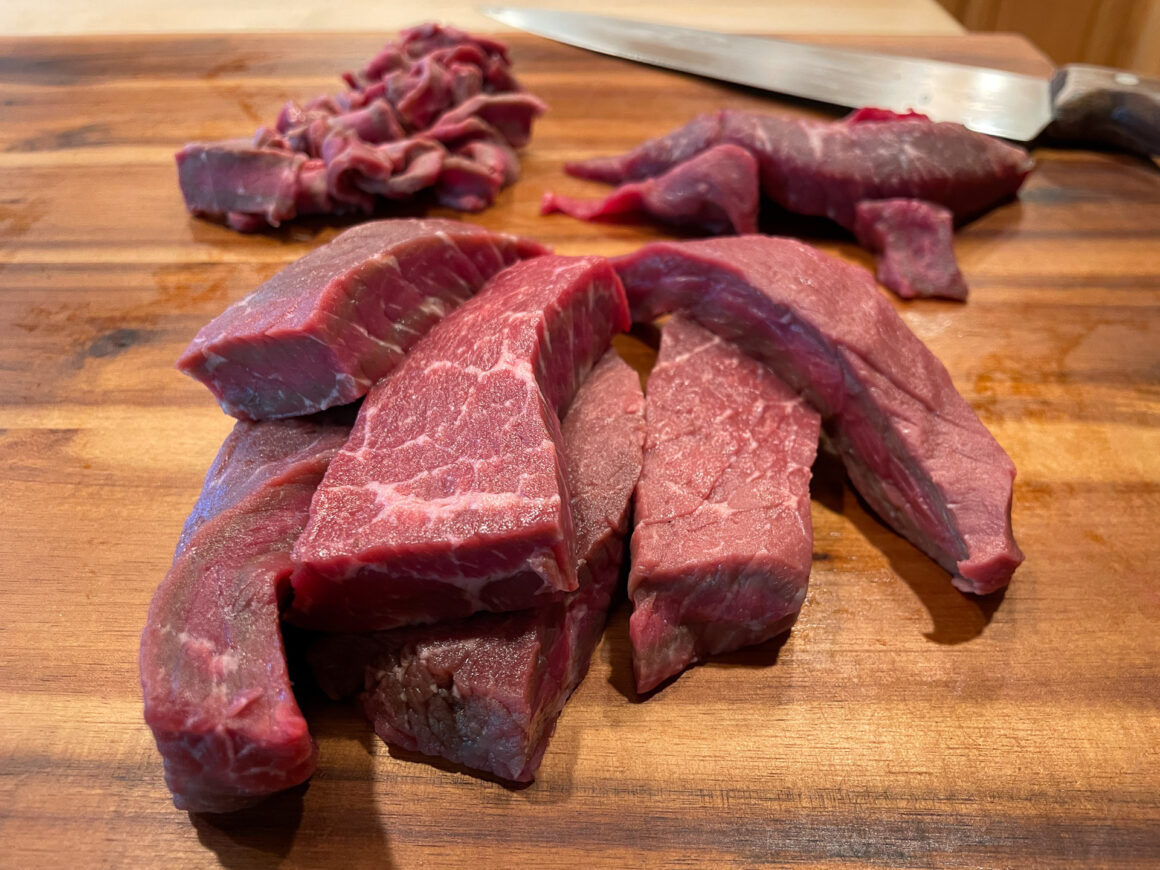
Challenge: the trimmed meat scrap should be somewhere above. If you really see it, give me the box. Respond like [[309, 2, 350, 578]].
[[854, 199, 969, 301], [542, 144, 759, 235], [176, 24, 547, 231], [566, 108, 1033, 227], [562, 108, 1034, 301]]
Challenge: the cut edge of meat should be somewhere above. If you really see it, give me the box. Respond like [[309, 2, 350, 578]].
[[175, 218, 549, 421]]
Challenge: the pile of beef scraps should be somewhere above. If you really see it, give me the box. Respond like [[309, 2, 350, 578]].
[[142, 218, 1023, 814], [543, 108, 1036, 301], [176, 23, 547, 232]]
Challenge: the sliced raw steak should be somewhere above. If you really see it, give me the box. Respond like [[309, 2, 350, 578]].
[[566, 108, 1034, 228], [290, 255, 631, 630], [177, 219, 547, 421], [542, 144, 759, 235], [614, 236, 1023, 595], [854, 199, 969, 300], [139, 411, 351, 813], [630, 316, 820, 693], [309, 350, 645, 781]]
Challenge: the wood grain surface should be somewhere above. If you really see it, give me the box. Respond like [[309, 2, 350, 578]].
[[1, 31, 1158, 870]]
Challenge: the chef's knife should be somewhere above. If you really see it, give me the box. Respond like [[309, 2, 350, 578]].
[[482, 7, 1160, 156]]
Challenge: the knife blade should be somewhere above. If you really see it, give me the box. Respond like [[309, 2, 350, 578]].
[[482, 7, 1160, 156]]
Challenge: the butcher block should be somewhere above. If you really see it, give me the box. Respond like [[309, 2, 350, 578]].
[[1, 29, 1158, 869]]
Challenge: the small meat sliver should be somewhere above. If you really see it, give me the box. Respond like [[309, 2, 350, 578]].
[[177, 218, 546, 421], [291, 255, 631, 631], [139, 412, 351, 813], [614, 236, 1023, 595], [542, 144, 760, 235], [310, 350, 645, 781], [629, 317, 820, 693]]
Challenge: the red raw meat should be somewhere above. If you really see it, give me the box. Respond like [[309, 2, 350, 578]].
[[139, 412, 351, 813], [854, 199, 969, 300], [290, 255, 631, 631], [309, 349, 645, 781], [176, 24, 547, 230], [567, 108, 1033, 228], [629, 316, 820, 692], [614, 236, 1023, 595], [542, 144, 759, 234], [564, 108, 1033, 301], [176, 218, 547, 421]]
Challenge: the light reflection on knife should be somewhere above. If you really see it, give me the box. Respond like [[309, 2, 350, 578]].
[[481, 7, 1160, 156]]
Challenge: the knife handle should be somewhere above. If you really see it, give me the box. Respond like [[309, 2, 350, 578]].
[[1048, 64, 1160, 158]]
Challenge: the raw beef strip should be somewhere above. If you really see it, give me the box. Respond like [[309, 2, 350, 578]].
[[613, 236, 1023, 595], [177, 24, 547, 231], [309, 350, 645, 781], [176, 140, 306, 229], [177, 218, 547, 421], [629, 317, 820, 693], [542, 144, 760, 235], [139, 412, 352, 813], [290, 255, 631, 631], [566, 108, 1034, 229], [854, 199, 969, 301]]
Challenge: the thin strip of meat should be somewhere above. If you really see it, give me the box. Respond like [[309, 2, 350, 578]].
[[290, 255, 631, 631], [139, 411, 352, 813], [613, 236, 1023, 595], [629, 316, 820, 693]]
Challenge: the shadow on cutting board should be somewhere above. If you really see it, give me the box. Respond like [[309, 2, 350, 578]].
[[191, 693, 397, 868], [601, 598, 792, 703], [190, 784, 307, 866], [813, 444, 1008, 645]]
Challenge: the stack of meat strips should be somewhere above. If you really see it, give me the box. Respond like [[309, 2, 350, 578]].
[[177, 24, 547, 232], [543, 108, 1035, 301], [141, 216, 1023, 814]]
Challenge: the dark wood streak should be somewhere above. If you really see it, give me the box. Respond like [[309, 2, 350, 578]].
[[0, 30, 1158, 870]]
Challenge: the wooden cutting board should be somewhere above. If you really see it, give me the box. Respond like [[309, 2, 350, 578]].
[[1, 30, 1158, 869]]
